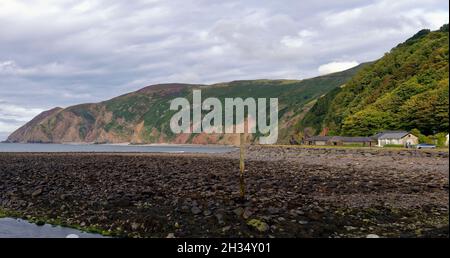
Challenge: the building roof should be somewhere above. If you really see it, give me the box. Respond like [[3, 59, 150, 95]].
[[304, 136, 332, 141], [373, 131, 410, 140], [330, 136, 376, 142], [305, 136, 376, 142]]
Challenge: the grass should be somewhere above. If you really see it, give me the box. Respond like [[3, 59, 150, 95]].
[[383, 144, 405, 148], [263, 144, 449, 152]]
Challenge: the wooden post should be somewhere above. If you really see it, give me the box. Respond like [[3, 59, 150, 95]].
[[239, 133, 245, 199]]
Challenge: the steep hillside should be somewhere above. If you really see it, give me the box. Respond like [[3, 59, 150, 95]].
[[7, 107, 63, 143], [7, 65, 365, 145], [301, 24, 449, 136]]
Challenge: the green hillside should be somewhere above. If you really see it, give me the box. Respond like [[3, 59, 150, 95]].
[[8, 65, 365, 144], [300, 24, 449, 137]]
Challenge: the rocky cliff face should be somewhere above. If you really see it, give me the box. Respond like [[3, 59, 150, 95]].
[[7, 66, 365, 144], [7, 107, 63, 143]]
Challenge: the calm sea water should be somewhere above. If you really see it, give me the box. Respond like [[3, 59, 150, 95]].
[[0, 143, 235, 153], [0, 218, 105, 238]]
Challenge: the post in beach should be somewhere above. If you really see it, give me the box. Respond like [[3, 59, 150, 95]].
[[239, 132, 246, 200]]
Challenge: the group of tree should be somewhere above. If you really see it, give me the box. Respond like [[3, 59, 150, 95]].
[[300, 24, 449, 138]]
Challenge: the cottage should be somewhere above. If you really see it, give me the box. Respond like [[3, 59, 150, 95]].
[[303, 136, 331, 146], [328, 136, 377, 147], [303, 136, 377, 146], [372, 131, 418, 147]]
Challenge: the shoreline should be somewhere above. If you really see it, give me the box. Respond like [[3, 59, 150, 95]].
[[0, 141, 236, 147], [2, 141, 448, 150]]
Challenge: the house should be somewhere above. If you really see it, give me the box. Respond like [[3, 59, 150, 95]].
[[303, 136, 377, 146], [328, 136, 377, 147], [303, 136, 331, 146], [372, 131, 418, 147]]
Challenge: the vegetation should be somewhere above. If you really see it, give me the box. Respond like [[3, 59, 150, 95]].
[[300, 24, 449, 137], [383, 144, 405, 148], [60, 65, 365, 144], [411, 128, 448, 147], [9, 26, 448, 145], [0, 207, 120, 237]]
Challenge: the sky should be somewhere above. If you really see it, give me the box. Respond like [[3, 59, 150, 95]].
[[0, 0, 448, 140]]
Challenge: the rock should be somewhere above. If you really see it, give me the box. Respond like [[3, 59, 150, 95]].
[[233, 207, 244, 217], [410, 186, 421, 193], [222, 226, 231, 233], [316, 207, 326, 213], [434, 224, 446, 229], [308, 212, 322, 221], [2, 148, 447, 238], [243, 208, 253, 219], [115, 198, 131, 207], [247, 219, 269, 232], [31, 188, 43, 198], [131, 222, 140, 231], [267, 207, 280, 215], [344, 226, 357, 231], [191, 206, 202, 215], [166, 233, 175, 238], [60, 194, 68, 200], [366, 234, 380, 238], [215, 213, 224, 224], [289, 209, 305, 216]]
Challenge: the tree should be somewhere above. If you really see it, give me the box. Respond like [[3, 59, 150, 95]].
[[342, 109, 394, 136]]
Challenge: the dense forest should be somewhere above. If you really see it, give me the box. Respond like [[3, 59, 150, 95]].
[[300, 24, 449, 138]]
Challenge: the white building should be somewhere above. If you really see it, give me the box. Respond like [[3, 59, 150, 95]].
[[373, 131, 418, 147]]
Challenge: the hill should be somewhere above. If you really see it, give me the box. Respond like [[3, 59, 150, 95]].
[[7, 64, 366, 144], [300, 24, 449, 137]]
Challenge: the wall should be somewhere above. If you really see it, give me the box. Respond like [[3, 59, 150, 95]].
[[401, 134, 419, 146]]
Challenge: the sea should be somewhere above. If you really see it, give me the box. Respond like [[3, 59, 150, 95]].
[[0, 143, 236, 153], [0, 218, 105, 238]]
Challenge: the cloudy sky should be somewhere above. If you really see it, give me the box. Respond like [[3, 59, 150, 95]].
[[0, 0, 448, 140]]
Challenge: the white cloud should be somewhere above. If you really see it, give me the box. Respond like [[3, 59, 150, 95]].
[[318, 61, 359, 75], [0, 101, 44, 135], [281, 36, 304, 48], [0, 61, 17, 74], [0, 101, 44, 122], [281, 29, 316, 48], [0, 60, 106, 77], [0, 120, 22, 133]]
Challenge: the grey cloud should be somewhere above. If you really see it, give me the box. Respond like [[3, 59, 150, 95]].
[[0, 101, 43, 135]]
